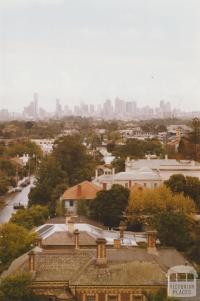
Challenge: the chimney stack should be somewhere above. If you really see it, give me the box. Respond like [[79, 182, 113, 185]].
[[36, 236, 42, 248], [77, 184, 82, 197], [74, 229, 80, 250], [147, 230, 158, 255], [114, 239, 121, 249], [119, 222, 126, 239], [68, 220, 75, 234], [28, 250, 36, 273], [96, 238, 107, 265]]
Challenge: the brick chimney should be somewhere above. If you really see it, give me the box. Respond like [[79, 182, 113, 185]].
[[113, 239, 121, 249], [74, 229, 80, 250], [68, 220, 74, 234], [119, 222, 126, 239], [28, 250, 36, 272], [147, 230, 158, 255], [77, 184, 82, 197], [36, 236, 42, 248], [96, 238, 107, 265]]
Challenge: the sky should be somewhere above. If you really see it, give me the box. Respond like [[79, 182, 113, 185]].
[[0, 0, 200, 112]]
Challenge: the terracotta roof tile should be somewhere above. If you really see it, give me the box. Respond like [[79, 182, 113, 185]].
[[62, 181, 101, 200]]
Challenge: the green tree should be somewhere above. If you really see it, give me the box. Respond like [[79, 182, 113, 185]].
[[10, 206, 49, 230], [111, 157, 125, 173], [165, 174, 200, 210], [153, 212, 193, 251], [49, 183, 68, 216], [113, 138, 164, 159], [77, 200, 91, 217], [90, 184, 129, 227], [53, 135, 95, 185], [0, 272, 33, 301], [164, 174, 186, 193], [0, 223, 36, 264], [28, 157, 67, 208], [0, 172, 10, 195], [188, 223, 200, 264]]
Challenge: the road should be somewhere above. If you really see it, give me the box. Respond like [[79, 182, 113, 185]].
[[0, 177, 34, 224]]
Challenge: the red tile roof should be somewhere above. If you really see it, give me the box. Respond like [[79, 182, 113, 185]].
[[62, 181, 101, 200]]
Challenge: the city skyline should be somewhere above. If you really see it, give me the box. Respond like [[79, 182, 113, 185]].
[[1, 0, 200, 112], [1, 93, 198, 121]]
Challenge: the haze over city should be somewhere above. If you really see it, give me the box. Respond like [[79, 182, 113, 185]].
[[1, 0, 200, 112]]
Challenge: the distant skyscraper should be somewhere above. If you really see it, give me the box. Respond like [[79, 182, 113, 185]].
[[103, 99, 113, 118], [33, 92, 39, 117], [23, 92, 39, 119], [55, 99, 62, 118], [115, 97, 125, 115]]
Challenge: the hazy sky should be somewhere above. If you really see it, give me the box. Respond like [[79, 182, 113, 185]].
[[0, 0, 200, 112]]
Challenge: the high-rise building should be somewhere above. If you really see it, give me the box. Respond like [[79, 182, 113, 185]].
[[23, 92, 39, 119], [103, 99, 113, 118], [55, 99, 62, 118], [115, 97, 125, 116]]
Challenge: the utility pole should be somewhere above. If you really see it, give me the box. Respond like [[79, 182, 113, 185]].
[[192, 117, 200, 161]]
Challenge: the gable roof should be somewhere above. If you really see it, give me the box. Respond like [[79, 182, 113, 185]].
[[62, 181, 101, 200]]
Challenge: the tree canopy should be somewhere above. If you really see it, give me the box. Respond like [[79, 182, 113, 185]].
[[112, 138, 164, 159], [28, 135, 96, 214], [127, 185, 196, 217], [90, 184, 129, 227], [0, 223, 36, 264], [153, 212, 193, 251], [10, 205, 49, 230], [0, 272, 33, 301], [165, 174, 200, 210]]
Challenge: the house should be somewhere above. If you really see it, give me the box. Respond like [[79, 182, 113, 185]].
[[93, 167, 162, 190], [125, 157, 200, 181], [61, 181, 101, 214], [2, 218, 197, 301]]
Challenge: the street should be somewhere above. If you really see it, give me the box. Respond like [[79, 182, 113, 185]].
[[0, 177, 34, 224]]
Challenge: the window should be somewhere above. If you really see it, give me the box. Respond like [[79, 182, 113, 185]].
[[69, 200, 74, 207], [108, 295, 118, 301], [187, 273, 194, 281], [132, 296, 143, 301], [87, 296, 95, 301], [177, 273, 186, 281], [144, 183, 147, 187], [154, 183, 157, 188], [170, 273, 177, 281]]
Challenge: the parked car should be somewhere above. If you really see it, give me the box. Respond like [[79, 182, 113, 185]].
[[14, 187, 22, 192], [20, 178, 31, 187], [13, 202, 25, 210]]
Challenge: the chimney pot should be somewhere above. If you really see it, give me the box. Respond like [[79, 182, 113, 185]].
[[147, 230, 158, 255], [74, 229, 80, 250], [28, 250, 36, 272], [68, 220, 75, 234], [119, 222, 126, 239], [96, 238, 107, 265], [36, 236, 42, 248], [114, 239, 121, 249], [77, 184, 82, 196]]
